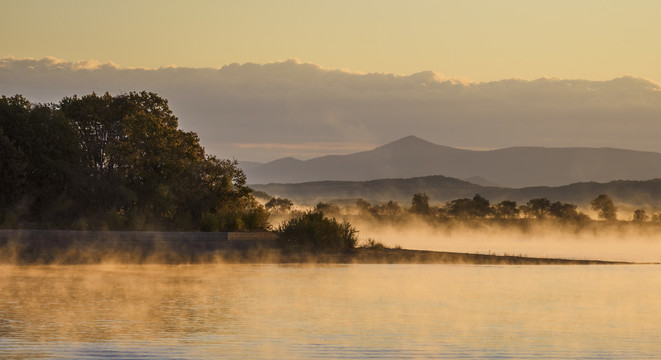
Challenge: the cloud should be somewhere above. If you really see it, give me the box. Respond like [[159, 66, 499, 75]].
[[0, 56, 123, 71], [1, 57, 661, 162]]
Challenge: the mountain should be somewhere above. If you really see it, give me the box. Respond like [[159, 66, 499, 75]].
[[242, 136, 661, 188], [251, 176, 661, 207]]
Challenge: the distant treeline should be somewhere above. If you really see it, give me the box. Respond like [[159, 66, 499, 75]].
[[0, 92, 268, 231], [265, 192, 660, 225]]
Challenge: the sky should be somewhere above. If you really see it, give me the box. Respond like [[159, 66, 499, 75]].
[[2, 0, 661, 161]]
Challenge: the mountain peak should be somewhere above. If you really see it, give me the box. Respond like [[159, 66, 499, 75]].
[[380, 135, 433, 148], [376, 135, 459, 152], [390, 135, 431, 144]]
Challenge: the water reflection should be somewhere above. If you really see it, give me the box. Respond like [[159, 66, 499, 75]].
[[1, 264, 661, 359]]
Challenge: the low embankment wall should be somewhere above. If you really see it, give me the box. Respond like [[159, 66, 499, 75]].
[[0, 230, 278, 264]]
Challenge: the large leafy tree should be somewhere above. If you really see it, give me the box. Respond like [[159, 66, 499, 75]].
[[1, 92, 268, 231], [0, 95, 83, 225]]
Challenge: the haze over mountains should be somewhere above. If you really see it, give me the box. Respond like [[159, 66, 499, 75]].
[[243, 136, 661, 188], [252, 176, 661, 208]]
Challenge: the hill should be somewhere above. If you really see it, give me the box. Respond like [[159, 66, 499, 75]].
[[242, 136, 661, 188], [251, 176, 661, 207]]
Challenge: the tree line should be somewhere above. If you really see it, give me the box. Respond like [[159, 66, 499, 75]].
[[266, 192, 661, 225], [0, 92, 268, 231]]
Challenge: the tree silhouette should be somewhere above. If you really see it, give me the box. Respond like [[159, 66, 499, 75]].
[[633, 209, 648, 222], [355, 198, 371, 215], [549, 201, 579, 219], [410, 193, 431, 215], [590, 194, 617, 221], [371, 200, 402, 218], [265, 197, 293, 213], [315, 202, 340, 215], [523, 198, 551, 219], [495, 200, 519, 219], [1, 92, 268, 231], [471, 194, 492, 218], [446, 194, 492, 219]]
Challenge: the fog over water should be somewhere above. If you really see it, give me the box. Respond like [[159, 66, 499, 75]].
[[3, 55, 661, 359], [2, 264, 661, 359], [354, 220, 661, 263]]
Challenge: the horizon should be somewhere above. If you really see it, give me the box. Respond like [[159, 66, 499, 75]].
[[241, 134, 661, 164]]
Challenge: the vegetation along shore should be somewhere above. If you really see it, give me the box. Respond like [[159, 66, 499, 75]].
[[0, 229, 629, 265], [2, 92, 658, 265]]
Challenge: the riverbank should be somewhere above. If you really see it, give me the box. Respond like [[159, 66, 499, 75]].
[[280, 248, 628, 265], [0, 230, 629, 265]]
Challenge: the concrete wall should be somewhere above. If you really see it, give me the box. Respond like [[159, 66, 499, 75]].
[[0, 230, 279, 264], [0, 230, 277, 243]]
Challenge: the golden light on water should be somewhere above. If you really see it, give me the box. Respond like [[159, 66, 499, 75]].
[[2, 264, 661, 359]]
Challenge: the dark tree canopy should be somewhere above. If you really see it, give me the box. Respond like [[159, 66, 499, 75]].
[[410, 193, 431, 215], [495, 200, 519, 219], [0, 92, 267, 231], [633, 209, 648, 222], [265, 197, 294, 213], [549, 201, 579, 220], [522, 198, 551, 219], [315, 202, 340, 215], [590, 194, 617, 221], [445, 194, 492, 219]]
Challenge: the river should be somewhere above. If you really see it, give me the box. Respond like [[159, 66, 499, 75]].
[[1, 264, 660, 359]]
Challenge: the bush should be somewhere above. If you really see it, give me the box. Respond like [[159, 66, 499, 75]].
[[361, 238, 386, 250], [276, 211, 358, 252]]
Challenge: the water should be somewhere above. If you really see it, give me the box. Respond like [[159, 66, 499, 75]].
[[2, 264, 661, 359]]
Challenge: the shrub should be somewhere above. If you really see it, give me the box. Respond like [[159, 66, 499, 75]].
[[276, 211, 358, 252], [361, 238, 386, 250]]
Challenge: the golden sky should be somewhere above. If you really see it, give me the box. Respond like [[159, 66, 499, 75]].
[[3, 0, 660, 82]]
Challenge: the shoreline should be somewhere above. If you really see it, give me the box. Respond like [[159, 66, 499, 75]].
[[0, 229, 634, 265]]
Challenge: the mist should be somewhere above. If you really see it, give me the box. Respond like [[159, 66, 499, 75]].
[[352, 218, 661, 263]]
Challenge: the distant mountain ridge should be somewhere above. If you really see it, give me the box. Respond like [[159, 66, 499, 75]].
[[242, 136, 661, 187], [251, 176, 661, 207]]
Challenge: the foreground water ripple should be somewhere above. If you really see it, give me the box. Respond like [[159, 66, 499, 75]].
[[1, 264, 660, 359]]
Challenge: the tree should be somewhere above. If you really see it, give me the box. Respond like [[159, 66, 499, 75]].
[[523, 198, 551, 219], [591, 194, 617, 221], [371, 200, 402, 218], [196, 157, 269, 231], [0, 95, 84, 225], [495, 200, 519, 219], [265, 197, 293, 213], [355, 198, 371, 215], [0, 128, 27, 207], [633, 209, 648, 222], [549, 201, 579, 219], [470, 194, 492, 218], [315, 202, 340, 215], [446, 194, 492, 219], [410, 193, 431, 215], [0, 92, 269, 231]]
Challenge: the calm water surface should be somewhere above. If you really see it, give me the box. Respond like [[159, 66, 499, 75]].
[[1, 264, 660, 359]]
